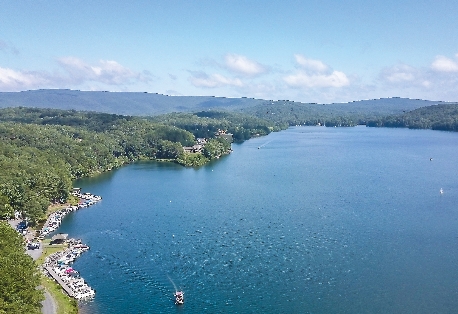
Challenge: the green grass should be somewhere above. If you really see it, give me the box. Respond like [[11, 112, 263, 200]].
[[36, 239, 65, 265], [41, 277, 78, 314]]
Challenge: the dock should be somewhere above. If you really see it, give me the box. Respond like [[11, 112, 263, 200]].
[[45, 267, 75, 297]]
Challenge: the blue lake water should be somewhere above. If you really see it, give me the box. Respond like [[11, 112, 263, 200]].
[[55, 126, 458, 313]]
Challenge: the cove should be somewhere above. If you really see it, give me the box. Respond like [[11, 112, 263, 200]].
[[55, 126, 458, 313]]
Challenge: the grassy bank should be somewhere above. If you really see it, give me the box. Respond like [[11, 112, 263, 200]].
[[41, 277, 78, 314]]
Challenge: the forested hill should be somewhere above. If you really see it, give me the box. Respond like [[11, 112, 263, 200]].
[[239, 98, 444, 127], [0, 89, 264, 116], [0, 89, 445, 117], [366, 103, 458, 131]]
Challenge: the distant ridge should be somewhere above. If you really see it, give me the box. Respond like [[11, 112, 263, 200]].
[[0, 89, 447, 116], [0, 89, 264, 116]]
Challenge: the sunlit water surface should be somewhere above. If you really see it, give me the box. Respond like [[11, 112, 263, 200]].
[[55, 126, 458, 313]]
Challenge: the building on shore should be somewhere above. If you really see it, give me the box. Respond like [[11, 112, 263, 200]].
[[215, 129, 233, 142]]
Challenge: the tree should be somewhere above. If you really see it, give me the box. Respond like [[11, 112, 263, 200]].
[[0, 193, 12, 219], [0, 222, 44, 314]]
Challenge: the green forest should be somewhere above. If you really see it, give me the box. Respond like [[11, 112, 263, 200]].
[[366, 103, 458, 131], [237, 100, 402, 127], [0, 221, 43, 314]]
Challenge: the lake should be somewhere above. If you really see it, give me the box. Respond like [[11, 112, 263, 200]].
[[55, 126, 458, 313]]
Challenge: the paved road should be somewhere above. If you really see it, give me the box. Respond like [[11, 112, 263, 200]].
[[26, 247, 57, 314], [41, 289, 57, 314], [10, 218, 58, 314]]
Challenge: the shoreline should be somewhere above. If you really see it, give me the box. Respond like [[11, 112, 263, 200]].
[[14, 189, 102, 313], [38, 190, 101, 302]]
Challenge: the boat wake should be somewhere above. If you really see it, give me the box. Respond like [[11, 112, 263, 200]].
[[258, 140, 273, 149], [167, 275, 184, 304], [167, 275, 178, 291]]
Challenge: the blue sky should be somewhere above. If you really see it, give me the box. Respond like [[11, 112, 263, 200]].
[[1, 0, 458, 103]]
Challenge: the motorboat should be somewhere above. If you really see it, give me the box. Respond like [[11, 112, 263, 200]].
[[174, 291, 184, 305]]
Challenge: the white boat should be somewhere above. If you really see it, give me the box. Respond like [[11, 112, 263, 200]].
[[174, 291, 184, 305]]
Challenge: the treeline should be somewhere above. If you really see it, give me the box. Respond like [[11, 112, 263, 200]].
[[0, 117, 193, 222], [238, 101, 381, 127], [0, 221, 44, 314], [366, 104, 458, 131], [148, 110, 286, 141]]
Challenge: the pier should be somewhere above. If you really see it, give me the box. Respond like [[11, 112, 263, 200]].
[[44, 267, 75, 297], [42, 239, 95, 300]]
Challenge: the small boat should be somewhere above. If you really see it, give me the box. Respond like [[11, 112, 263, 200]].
[[440, 188, 444, 194], [174, 291, 184, 305]]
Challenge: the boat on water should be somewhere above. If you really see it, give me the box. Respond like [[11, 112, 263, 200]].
[[174, 291, 184, 305]]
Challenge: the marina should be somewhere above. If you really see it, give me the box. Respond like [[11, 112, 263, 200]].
[[40, 190, 102, 238], [42, 238, 95, 300], [39, 190, 101, 300]]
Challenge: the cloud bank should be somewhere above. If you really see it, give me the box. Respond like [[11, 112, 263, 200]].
[[2, 51, 458, 103], [0, 67, 51, 90], [0, 57, 151, 91], [58, 57, 150, 85]]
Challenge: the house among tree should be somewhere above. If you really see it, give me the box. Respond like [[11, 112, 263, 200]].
[[51, 233, 68, 244], [215, 129, 233, 142]]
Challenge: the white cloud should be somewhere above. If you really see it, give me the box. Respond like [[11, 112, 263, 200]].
[[189, 71, 243, 88], [380, 64, 417, 83], [284, 71, 350, 88], [58, 57, 149, 85], [431, 54, 458, 72], [0, 67, 51, 91], [0, 57, 151, 91], [294, 54, 328, 73], [283, 55, 349, 89], [375, 59, 458, 101], [224, 53, 267, 76]]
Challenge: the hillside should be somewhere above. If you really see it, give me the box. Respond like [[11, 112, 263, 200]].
[[239, 98, 444, 127], [0, 90, 264, 116], [366, 103, 458, 131], [0, 89, 446, 118]]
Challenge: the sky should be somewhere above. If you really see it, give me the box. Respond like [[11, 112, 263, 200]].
[[1, 0, 458, 103]]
